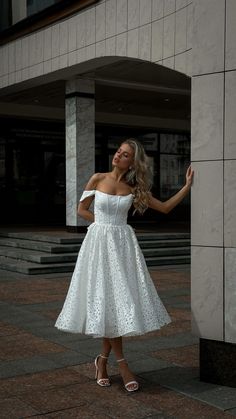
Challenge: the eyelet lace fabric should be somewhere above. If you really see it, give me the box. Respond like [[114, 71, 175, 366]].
[[55, 190, 171, 338]]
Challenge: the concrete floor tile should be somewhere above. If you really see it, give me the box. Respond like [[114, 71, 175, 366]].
[[152, 345, 199, 368], [0, 396, 39, 418], [44, 350, 91, 366], [0, 331, 66, 361], [0, 367, 86, 396]]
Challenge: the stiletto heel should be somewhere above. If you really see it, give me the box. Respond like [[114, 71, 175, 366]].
[[94, 354, 110, 387], [117, 358, 139, 392]]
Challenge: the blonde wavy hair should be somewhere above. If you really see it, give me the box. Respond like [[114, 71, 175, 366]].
[[122, 138, 152, 214]]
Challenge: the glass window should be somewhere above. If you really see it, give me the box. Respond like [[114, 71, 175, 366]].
[[0, 1, 12, 31], [27, 0, 60, 16]]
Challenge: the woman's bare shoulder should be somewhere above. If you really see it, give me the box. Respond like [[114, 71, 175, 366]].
[[85, 173, 107, 189]]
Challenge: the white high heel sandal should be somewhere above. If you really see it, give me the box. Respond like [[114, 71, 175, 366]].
[[117, 358, 139, 392], [94, 354, 111, 387]]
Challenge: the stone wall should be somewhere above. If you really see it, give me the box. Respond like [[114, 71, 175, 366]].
[[191, 0, 236, 346], [0, 0, 193, 87]]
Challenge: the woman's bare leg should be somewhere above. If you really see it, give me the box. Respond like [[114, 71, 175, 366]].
[[109, 337, 138, 390], [96, 338, 111, 381]]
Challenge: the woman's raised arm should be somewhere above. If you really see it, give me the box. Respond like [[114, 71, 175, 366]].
[[148, 166, 194, 214]]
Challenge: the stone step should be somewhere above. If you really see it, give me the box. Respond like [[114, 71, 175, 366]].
[[0, 245, 190, 265], [0, 238, 81, 254], [0, 230, 190, 244], [0, 254, 190, 275], [0, 236, 190, 254], [0, 231, 191, 275], [0, 231, 85, 244], [140, 239, 190, 249], [0, 246, 78, 264]]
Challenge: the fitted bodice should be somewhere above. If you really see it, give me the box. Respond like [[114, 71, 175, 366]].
[[80, 190, 133, 226]]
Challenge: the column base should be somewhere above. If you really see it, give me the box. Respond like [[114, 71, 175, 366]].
[[200, 338, 236, 387], [66, 226, 87, 233]]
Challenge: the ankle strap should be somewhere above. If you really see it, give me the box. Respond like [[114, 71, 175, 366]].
[[117, 358, 125, 363], [100, 354, 108, 359]]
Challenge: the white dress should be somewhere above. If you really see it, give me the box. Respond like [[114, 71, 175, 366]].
[[55, 190, 171, 338]]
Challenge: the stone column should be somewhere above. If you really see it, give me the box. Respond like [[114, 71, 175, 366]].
[[65, 79, 95, 231], [191, 0, 236, 387]]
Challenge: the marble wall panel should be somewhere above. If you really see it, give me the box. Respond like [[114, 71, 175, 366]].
[[2, 75, 8, 87], [191, 73, 224, 161], [140, 0, 152, 25], [59, 21, 68, 56], [85, 8, 95, 46], [96, 2, 106, 42], [52, 25, 60, 58], [192, 0, 225, 75], [151, 20, 163, 62], [225, 70, 236, 159], [225, 0, 236, 71], [0, 49, 3, 75], [127, 28, 138, 58], [175, 7, 187, 54], [15, 40, 22, 71], [164, 0, 175, 16], [43, 60, 52, 74], [96, 40, 106, 57], [21, 37, 29, 69], [224, 160, 236, 247], [76, 44, 86, 64], [2, 46, 9, 75], [9, 72, 16, 85], [106, 37, 116, 55], [163, 14, 175, 59], [191, 161, 223, 247], [175, 51, 186, 74], [21, 68, 29, 81], [152, 0, 164, 20], [35, 31, 44, 64], [106, 0, 116, 36], [76, 12, 86, 49], [9, 42, 16, 73], [128, 0, 139, 30], [29, 63, 43, 78], [186, 2, 193, 50], [15, 70, 22, 83], [68, 51, 77, 66], [162, 56, 174, 69], [116, 33, 127, 56], [186, 48, 192, 76], [51, 57, 59, 71], [59, 54, 68, 69], [225, 248, 236, 343], [44, 28, 52, 61], [116, 0, 128, 34], [176, 0, 187, 10], [85, 45, 95, 61], [68, 16, 77, 52], [138, 24, 151, 61], [191, 246, 224, 340]]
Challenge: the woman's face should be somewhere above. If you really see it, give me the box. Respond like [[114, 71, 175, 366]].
[[112, 143, 134, 171]]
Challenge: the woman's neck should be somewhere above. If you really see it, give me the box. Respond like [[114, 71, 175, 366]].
[[110, 167, 127, 183]]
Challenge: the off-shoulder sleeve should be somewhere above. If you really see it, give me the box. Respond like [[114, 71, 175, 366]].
[[79, 190, 96, 202]]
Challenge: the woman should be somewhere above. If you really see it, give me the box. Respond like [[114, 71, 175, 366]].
[[55, 138, 194, 392]]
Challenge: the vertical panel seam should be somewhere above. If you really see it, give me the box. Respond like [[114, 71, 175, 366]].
[[223, 0, 226, 342]]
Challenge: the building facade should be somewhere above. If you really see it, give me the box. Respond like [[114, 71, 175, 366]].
[[0, 0, 235, 386]]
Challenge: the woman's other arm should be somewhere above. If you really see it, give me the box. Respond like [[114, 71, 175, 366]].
[[148, 166, 194, 214]]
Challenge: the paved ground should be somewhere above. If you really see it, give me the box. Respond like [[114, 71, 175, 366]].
[[0, 265, 236, 418]]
